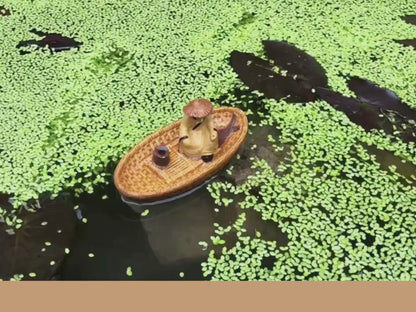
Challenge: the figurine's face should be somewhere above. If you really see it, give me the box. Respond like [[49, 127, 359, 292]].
[[192, 116, 204, 123]]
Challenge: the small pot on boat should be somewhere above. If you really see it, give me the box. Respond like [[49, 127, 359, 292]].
[[152, 145, 170, 168]]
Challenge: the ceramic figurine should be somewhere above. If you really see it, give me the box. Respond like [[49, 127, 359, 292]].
[[179, 99, 219, 162]]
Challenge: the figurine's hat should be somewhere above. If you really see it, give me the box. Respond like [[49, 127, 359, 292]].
[[183, 99, 213, 118]]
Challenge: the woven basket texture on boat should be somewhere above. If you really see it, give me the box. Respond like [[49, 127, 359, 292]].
[[114, 107, 248, 201]]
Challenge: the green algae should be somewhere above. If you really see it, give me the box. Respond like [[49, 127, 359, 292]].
[[1, 0, 416, 280]]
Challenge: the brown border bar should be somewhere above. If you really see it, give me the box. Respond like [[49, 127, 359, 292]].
[[1, 281, 415, 311]]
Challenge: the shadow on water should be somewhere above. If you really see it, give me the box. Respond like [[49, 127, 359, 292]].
[[401, 15, 416, 26], [17, 29, 82, 55], [0, 6, 10, 16], [395, 39, 416, 50], [396, 15, 416, 49], [0, 193, 76, 280], [347, 76, 416, 120], [229, 40, 326, 103], [360, 143, 416, 187], [58, 181, 213, 280], [230, 39, 416, 146]]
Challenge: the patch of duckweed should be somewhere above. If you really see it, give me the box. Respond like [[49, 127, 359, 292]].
[[0, 0, 278, 219], [203, 99, 416, 280]]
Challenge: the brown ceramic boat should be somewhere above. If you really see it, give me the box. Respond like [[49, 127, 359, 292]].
[[114, 107, 248, 202]]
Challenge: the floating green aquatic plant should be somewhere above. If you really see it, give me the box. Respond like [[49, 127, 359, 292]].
[[126, 266, 133, 277], [203, 100, 416, 280]]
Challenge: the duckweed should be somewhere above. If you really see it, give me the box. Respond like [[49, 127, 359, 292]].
[[203, 102, 416, 280]]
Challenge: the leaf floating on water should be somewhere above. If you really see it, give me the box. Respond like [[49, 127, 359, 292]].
[[198, 241, 208, 250], [262, 40, 328, 88], [211, 236, 226, 245], [230, 51, 316, 103]]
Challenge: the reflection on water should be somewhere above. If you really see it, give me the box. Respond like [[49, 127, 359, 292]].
[[0, 193, 76, 280], [362, 143, 416, 186]]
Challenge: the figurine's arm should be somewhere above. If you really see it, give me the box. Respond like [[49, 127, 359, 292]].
[[179, 118, 189, 141], [207, 116, 218, 141]]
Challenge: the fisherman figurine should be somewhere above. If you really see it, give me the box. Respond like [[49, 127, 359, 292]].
[[179, 99, 219, 162]]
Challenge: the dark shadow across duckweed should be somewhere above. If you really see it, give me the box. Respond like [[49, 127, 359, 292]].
[[229, 40, 330, 103], [347, 76, 416, 120], [0, 6, 10, 16], [316, 87, 393, 132], [361, 143, 416, 186], [231, 40, 416, 146], [393, 16, 416, 50], [17, 29, 82, 54], [317, 85, 416, 145], [394, 39, 416, 50], [230, 50, 317, 103], [401, 15, 416, 26], [262, 40, 328, 89]]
